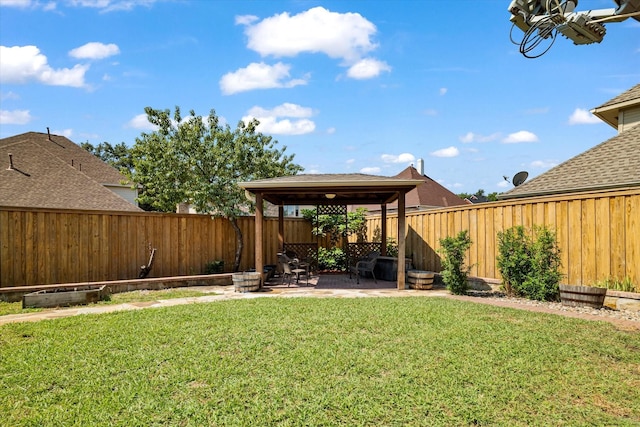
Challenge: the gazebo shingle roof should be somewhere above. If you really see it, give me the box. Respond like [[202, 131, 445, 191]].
[[240, 173, 423, 206]]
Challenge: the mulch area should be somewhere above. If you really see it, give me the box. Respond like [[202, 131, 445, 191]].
[[446, 293, 640, 332]]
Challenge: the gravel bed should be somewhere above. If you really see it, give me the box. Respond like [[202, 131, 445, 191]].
[[466, 290, 640, 323]]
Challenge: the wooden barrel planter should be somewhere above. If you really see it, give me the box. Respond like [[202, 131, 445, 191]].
[[232, 272, 261, 293], [559, 284, 607, 309], [408, 270, 435, 290]]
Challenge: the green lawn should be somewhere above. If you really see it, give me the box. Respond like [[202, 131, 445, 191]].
[[1, 297, 639, 426]]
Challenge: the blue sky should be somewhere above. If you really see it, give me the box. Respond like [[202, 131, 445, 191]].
[[1, 0, 638, 194]]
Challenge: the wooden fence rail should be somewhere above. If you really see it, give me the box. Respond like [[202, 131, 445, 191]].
[[2, 188, 638, 288], [365, 188, 640, 286], [0, 208, 316, 287]]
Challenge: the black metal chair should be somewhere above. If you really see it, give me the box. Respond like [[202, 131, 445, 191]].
[[349, 251, 380, 284], [278, 254, 309, 286]]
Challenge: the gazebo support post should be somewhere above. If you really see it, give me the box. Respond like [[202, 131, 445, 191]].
[[278, 205, 284, 252], [255, 192, 264, 289], [381, 204, 387, 256], [397, 190, 406, 290]]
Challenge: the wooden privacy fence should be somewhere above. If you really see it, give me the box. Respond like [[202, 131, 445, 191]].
[[2, 188, 638, 288], [365, 188, 640, 286], [0, 207, 316, 288]]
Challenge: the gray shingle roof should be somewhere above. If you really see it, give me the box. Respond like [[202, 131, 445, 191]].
[[0, 132, 141, 211], [591, 84, 640, 129], [594, 84, 640, 109], [499, 123, 640, 199]]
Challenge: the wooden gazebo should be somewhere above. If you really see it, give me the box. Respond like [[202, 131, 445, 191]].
[[239, 174, 423, 290]]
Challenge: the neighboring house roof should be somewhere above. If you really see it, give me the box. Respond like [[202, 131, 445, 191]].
[[349, 166, 468, 213], [384, 166, 469, 210], [498, 123, 640, 199], [0, 132, 141, 211], [591, 83, 640, 129]]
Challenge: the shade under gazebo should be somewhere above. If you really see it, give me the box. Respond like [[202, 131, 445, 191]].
[[239, 173, 423, 290]]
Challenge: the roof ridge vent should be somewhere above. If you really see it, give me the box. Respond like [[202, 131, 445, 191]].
[[6, 153, 31, 176]]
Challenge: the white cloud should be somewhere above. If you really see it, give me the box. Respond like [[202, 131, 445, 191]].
[[0, 45, 88, 87], [430, 146, 459, 158], [346, 158, 355, 164], [0, 0, 33, 7], [381, 153, 415, 164], [346, 58, 391, 79], [1, 91, 20, 101], [568, 108, 600, 125], [126, 113, 158, 131], [0, 109, 31, 124], [360, 166, 381, 174], [52, 128, 73, 137], [235, 14, 258, 25], [0, 0, 52, 8], [242, 103, 316, 135], [247, 103, 313, 119], [502, 130, 538, 143], [249, 117, 315, 135], [219, 62, 308, 95], [326, 127, 336, 134], [1, 0, 155, 11], [67, 0, 158, 12], [422, 108, 438, 116], [497, 180, 510, 188], [530, 159, 558, 169], [240, 7, 378, 63], [439, 87, 447, 96], [69, 42, 120, 60], [459, 131, 500, 143]]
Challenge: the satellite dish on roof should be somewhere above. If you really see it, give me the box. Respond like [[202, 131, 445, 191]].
[[512, 171, 528, 187]]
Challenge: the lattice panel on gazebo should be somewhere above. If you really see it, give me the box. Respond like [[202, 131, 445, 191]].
[[348, 242, 383, 266], [284, 243, 318, 272], [317, 204, 347, 216]]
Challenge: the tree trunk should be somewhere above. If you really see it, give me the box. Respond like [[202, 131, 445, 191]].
[[229, 216, 243, 272]]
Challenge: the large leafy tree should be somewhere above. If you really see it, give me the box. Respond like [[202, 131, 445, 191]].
[[81, 141, 135, 176], [457, 189, 499, 202], [130, 106, 303, 271]]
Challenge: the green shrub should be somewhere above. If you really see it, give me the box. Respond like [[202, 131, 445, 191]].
[[385, 237, 399, 258], [317, 247, 346, 271], [438, 230, 472, 295], [204, 260, 224, 274], [496, 226, 531, 296], [594, 277, 638, 293], [497, 226, 562, 301]]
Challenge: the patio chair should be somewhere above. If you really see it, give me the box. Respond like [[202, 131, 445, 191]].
[[278, 254, 309, 287], [349, 251, 380, 284]]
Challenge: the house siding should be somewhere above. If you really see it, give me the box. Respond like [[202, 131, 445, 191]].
[[105, 185, 139, 207], [620, 107, 640, 133]]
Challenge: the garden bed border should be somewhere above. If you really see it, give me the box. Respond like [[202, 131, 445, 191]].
[[0, 274, 233, 303]]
